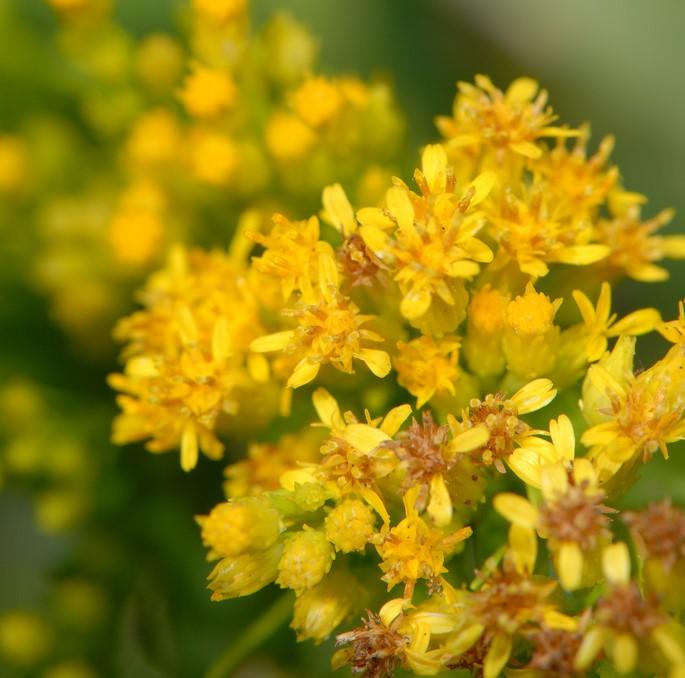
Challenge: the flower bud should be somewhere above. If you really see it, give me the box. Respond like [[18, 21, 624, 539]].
[[197, 497, 281, 559], [276, 528, 334, 593], [325, 499, 376, 553]]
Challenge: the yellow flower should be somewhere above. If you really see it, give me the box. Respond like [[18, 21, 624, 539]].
[[250, 251, 391, 388], [570, 281, 660, 362], [384, 411, 489, 527], [448, 379, 556, 476], [110, 246, 269, 470], [486, 185, 610, 278], [0, 611, 52, 667], [582, 344, 685, 468], [193, 0, 246, 24], [575, 542, 685, 675], [503, 283, 562, 378], [470, 552, 576, 678], [0, 136, 28, 194], [376, 486, 472, 600], [358, 144, 494, 332], [296, 389, 409, 527], [187, 128, 239, 185], [597, 203, 685, 281], [394, 335, 461, 408], [291, 76, 343, 128], [135, 34, 184, 95], [248, 214, 323, 302], [265, 112, 315, 161], [179, 64, 237, 118], [107, 210, 163, 266], [126, 108, 181, 167], [223, 430, 323, 498], [437, 75, 578, 160], [533, 125, 618, 214], [495, 433, 615, 591]]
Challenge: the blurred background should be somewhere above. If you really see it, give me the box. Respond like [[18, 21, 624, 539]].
[[0, 0, 683, 676]]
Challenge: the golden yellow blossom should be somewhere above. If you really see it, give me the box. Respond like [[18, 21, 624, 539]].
[[449, 378, 556, 475], [463, 285, 509, 377], [292, 76, 344, 128], [394, 336, 461, 408], [575, 542, 685, 675], [187, 128, 239, 185], [570, 281, 660, 362], [486, 185, 610, 278], [376, 486, 472, 599], [358, 144, 494, 332], [126, 108, 181, 167], [265, 112, 315, 161], [179, 64, 237, 118], [437, 75, 578, 160], [250, 250, 390, 388], [324, 498, 376, 553], [193, 0, 246, 24], [597, 203, 685, 281]]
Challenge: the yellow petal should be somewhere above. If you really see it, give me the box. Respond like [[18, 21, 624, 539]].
[[466, 170, 497, 206], [612, 632, 638, 674], [181, 422, 199, 472], [322, 183, 355, 236], [247, 353, 270, 383], [379, 598, 406, 627], [211, 317, 231, 363], [575, 626, 607, 670], [359, 487, 390, 526], [427, 474, 452, 527], [400, 287, 432, 319], [484, 632, 512, 678], [444, 623, 484, 656], [381, 404, 412, 436], [506, 77, 538, 103], [250, 330, 294, 353], [587, 364, 626, 401], [510, 141, 542, 158], [508, 524, 537, 574], [511, 378, 557, 414], [342, 423, 390, 453], [602, 542, 630, 585], [572, 458, 597, 489], [449, 424, 490, 453], [386, 185, 415, 233], [287, 359, 320, 389], [357, 207, 394, 230], [312, 388, 341, 428], [609, 308, 661, 337], [662, 235, 685, 258], [280, 467, 318, 491], [554, 244, 610, 266], [572, 289, 596, 326], [557, 541, 583, 591], [357, 348, 391, 378], [543, 609, 578, 631], [421, 144, 448, 194], [550, 415, 575, 461], [493, 493, 539, 529], [318, 248, 339, 298], [540, 463, 568, 502], [652, 625, 685, 665]]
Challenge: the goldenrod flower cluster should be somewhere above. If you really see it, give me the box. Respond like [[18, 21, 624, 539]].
[[10, 0, 402, 353], [107, 59, 685, 678]]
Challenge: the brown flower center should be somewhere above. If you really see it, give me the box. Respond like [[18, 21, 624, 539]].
[[525, 627, 583, 677], [538, 482, 615, 550], [336, 611, 409, 678], [597, 583, 665, 638], [624, 498, 685, 571], [467, 393, 527, 473], [385, 411, 450, 492]]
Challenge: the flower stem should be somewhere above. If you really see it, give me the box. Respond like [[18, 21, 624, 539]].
[[204, 593, 293, 678]]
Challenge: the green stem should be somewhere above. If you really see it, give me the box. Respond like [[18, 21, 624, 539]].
[[204, 593, 293, 678]]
